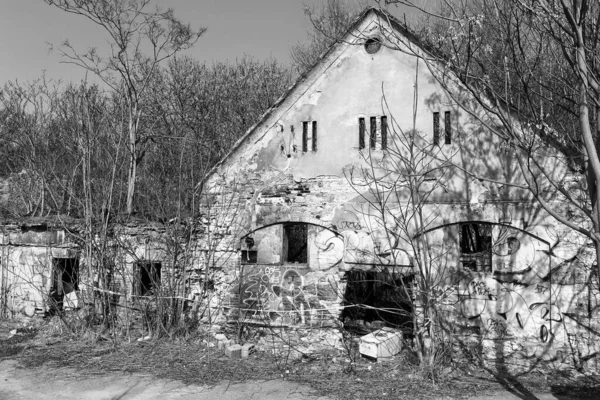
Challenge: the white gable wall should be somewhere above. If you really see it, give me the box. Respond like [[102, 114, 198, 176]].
[[202, 10, 598, 369], [209, 11, 549, 206]]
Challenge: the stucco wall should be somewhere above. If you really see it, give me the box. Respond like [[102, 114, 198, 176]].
[[202, 11, 599, 368]]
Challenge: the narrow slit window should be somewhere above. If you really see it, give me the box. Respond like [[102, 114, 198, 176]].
[[359, 117, 365, 149], [302, 121, 308, 152], [312, 121, 317, 152], [433, 112, 440, 145], [381, 116, 388, 150], [370, 117, 377, 149], [445, 111, 451, 144]]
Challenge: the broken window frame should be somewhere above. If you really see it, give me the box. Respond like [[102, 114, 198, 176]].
[[459, 223, 492, 272]]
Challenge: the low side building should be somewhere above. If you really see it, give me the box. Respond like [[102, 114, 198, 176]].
[[0, 217, 81, 317]]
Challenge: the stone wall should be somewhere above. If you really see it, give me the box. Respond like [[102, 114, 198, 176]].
[[201, 158, 600, 369], [0, 223, 81, 317]]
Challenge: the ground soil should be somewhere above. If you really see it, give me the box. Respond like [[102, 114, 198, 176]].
[[1, 318, 599, 400]]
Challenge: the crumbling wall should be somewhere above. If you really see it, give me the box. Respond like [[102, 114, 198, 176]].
[[418, 203, 600, 370], [187, 10, 600, 369], [201, 125, 600, 370], [0, 224, 80, 317]]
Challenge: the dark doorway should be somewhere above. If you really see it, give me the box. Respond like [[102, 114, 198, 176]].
[[48, 258, 79, 315], [134, 261, 161, 296], [342, 270, 413, 334], [283, 223, 308, 264]]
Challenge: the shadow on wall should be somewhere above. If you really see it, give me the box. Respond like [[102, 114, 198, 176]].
[[418, 221, 600, 369]]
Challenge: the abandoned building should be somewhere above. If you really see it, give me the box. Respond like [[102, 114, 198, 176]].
[[1, 7, 599, 369], [201, 8, 600, 367]]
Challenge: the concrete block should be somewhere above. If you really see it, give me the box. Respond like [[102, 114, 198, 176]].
[[359, 328, 402, 360], [225, 344, 243, 359], [218, 339, 232, 350], [241, 343, 255, 358]]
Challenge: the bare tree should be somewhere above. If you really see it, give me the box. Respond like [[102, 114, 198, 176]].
[[365, 1, 600, 281], [138, 56, 292, 218], [291, 0, 370, 75], [44, 0, 206, 214], [343, 77, 456, 373], [0, 78, 78, 217]]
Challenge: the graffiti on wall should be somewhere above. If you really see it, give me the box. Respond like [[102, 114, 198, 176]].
[[313, 228, 344, 270], [456, 275, 563, 342], [329, 206, 411, 267], [312, 225, 410, 268], [234, 265, 339, 325], [422, 222, 568, 344]]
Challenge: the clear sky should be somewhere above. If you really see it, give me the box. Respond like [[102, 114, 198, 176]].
[[1, 0, 414, 85]]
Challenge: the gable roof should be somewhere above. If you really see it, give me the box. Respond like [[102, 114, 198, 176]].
[[199, 5, 578, 192], [200, 7, 424, 188]]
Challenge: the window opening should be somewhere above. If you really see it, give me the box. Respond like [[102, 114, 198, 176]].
[[445, 111, 452, 144], [312, 121, 318, 152], [369, 117, 377, 149], [342, 270, 413, 333], [459, 223, 492, 272], [359, 117, 365, 149], [284, 223, 308, 264], [135, 261, 162, 296], [241, 250, 258, 264], [433, 112, 440, 145], [381, 116, 388, 150], [49, 257, 79, 315], [364, 37, 382, 54], [302, 121, 308, 152]]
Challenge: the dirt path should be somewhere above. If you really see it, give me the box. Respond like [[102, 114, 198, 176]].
[[2, 358, 597, 400], [0, 359, 332, 400], [462, 393, 586, 400]]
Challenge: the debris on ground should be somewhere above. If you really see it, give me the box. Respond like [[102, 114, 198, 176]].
[[1, 319, 599, 400]]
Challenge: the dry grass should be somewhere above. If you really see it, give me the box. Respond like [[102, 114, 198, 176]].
[[2, 318, 600, 400]]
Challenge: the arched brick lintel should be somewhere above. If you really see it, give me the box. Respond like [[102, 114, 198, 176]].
[[413, 220, 550, 246], [240, 217, 339, 240]]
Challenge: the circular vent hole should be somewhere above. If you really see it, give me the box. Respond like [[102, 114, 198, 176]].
[[365, 37, 382, 54]]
